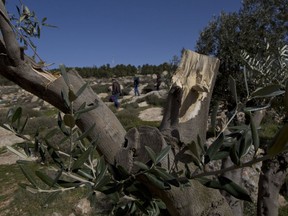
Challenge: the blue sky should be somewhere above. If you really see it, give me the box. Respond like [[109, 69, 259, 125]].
[[6, 1, 242, 68]]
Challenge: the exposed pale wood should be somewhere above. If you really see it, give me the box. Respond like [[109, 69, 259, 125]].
[[160, 50, 220, 144]]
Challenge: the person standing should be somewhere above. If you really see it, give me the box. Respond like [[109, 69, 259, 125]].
[[156, 73, 161, 90], [133, 76, 140, 96], [112, 78, 121, 109]]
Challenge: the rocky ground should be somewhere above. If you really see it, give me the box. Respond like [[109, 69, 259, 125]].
[[0, 75, 168, 215]]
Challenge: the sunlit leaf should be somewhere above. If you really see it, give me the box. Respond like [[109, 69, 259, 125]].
[[76, 82, 89, 97], [76, 169, 94, 180], [60, 64, 70, 86], [7, 146, 29, 159], [155, 145, 171, 164]]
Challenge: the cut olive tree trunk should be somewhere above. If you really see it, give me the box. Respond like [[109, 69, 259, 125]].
[[0, 2, 232, 215], [257, 152, 288, 216]]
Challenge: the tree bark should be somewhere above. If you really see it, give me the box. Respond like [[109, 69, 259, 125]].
[[257, 152, 288, 216], [0, 2, 232, 215]]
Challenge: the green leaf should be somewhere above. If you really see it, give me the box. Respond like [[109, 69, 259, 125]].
[[153, 168, 179, 187], [116, 165, 130, 180], [145, 146, 156, 164], [63, 114, 75, 128], [68, 89, 77, 102], [19, 164, 38, 188], [144, 173, 169, 190], [197, 177, 252, 202], [205, 133, 224, 163], [57, 113, 70, 136], [74, 103, 98, 116], [155, 145, 171, 164], [61, 90, 70, 108], [76, 169, 94, 180], [12, 107, 22, 123], [75, 123, 95, 141], [71, 147, 93, 170], [35, 171, 56, 187], [228, 76, 238, 103], [230, 142, 241, 165], [76, 82, 89, 97], [187, 141, 201, 162], [249, 113, 259, 151], [212, 150, 230, 160], [95, 160, 108, 189], [250, 84, 284, 99], [134, 161, 149, 170], [218, 176, 252, 202], [95, 175, 110, 190], [243, 104, 271, 112], [19, 116, 29, 133], [96, 156, 106, 176], [267, 123, 288, 156], [238, 132, 251, 158], [59, 64, 70, 86]]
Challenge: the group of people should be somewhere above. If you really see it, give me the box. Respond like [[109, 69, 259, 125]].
[[110, 74, 162, 109]]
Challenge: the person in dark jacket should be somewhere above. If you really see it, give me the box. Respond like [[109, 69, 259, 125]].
[[133, 76, 140, 96], [156, 73, 161, 90], [111, 78, 121, 109]]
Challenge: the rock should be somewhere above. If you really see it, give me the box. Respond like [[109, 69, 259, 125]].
[[138, 107, 163, 122], [0, 127, 25, 148], [31, 95, 39, 103], [74, 198, 92, 215], [138, 101, 148, 107], [51, 212, 62, 216]]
